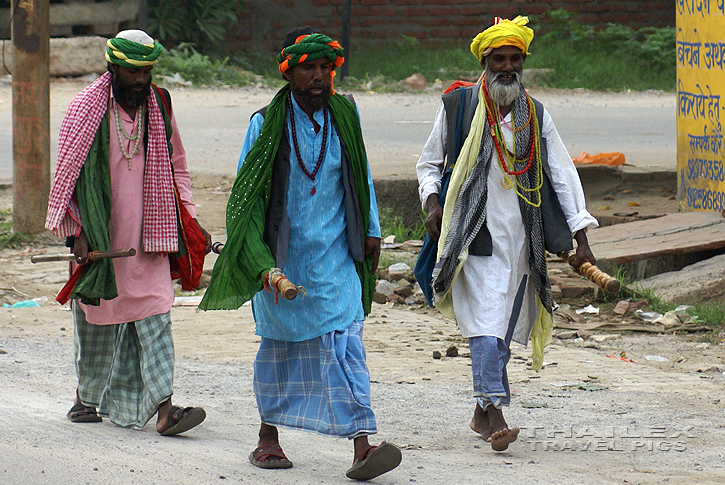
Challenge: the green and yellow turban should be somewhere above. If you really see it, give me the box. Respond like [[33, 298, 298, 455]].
[[277, 33, 345, 91], [105, 29, 163, 68], [470, 16, 534, 61]]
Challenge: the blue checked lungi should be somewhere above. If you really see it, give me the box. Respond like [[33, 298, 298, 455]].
[[253, 320, 377, 438], [72, 301, 175, 429]]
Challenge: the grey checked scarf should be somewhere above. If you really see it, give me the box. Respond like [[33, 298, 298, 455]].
[[431, 84, 554, 314]]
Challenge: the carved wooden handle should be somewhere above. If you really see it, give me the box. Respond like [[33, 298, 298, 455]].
[[558, 250, 620, 294], [269, 272, 299, 300]]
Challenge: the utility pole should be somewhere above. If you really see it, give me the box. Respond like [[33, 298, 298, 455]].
[[12, 0, 50, 234]]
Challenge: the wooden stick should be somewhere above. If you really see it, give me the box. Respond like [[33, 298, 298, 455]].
[[268, 271, 299, 300], [558, 250, 620, 294], [31, 248, 136, 264]]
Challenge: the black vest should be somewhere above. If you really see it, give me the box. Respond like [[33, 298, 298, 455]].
[[441, 85, 573, 256]]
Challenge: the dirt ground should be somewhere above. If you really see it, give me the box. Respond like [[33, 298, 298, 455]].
[[1, 169, 725, 484]]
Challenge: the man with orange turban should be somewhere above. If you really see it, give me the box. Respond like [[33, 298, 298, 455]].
[[201, 26, 401, 480], [416, 16, 598, 451]]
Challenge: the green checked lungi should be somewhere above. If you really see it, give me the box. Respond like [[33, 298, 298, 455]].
[[72, 301, 175, 429]]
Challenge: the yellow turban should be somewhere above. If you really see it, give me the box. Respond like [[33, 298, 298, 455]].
[[470, 16, 534, 61]]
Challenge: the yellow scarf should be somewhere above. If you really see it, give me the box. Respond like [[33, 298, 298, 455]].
[[436, 84, 551, 372]]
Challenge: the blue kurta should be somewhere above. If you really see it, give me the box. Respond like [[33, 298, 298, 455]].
[[238, 95, 380, 342]]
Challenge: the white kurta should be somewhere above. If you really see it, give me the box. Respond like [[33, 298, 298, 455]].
[[417, 101, 598, 342]]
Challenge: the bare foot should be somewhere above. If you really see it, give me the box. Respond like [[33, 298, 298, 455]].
[[490, 427, 519, 451], [487, 406, 519, 451], [469, 403, 492, 441]]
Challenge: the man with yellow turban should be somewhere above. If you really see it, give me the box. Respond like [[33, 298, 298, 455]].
[[46, 29, 211, 435], [200, 26, 401, 480], [416, 16, 598, 451]]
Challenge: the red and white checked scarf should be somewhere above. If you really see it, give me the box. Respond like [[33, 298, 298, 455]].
[[46, 72, 178, 253]]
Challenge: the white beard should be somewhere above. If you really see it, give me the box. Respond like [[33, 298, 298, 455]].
[[485, 64, 521, 107]]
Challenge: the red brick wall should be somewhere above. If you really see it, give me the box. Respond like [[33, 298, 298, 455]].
[[231, 0, 674, 53]]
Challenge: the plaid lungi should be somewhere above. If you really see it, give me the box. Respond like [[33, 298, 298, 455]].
[[253, 320, 377, 438], [73, 301, 175, 429]]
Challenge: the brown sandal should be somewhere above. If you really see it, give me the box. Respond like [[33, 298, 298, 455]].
[[67, 402, 102, 423], [248, 444, 293, 469]]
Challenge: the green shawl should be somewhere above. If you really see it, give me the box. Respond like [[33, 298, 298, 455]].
[[199, 85, 375, 314], [72, 87, 174, 305]]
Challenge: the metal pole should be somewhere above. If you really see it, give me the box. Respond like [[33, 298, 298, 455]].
[[341, 0, 350, 79], [12, 0, 50, 234]]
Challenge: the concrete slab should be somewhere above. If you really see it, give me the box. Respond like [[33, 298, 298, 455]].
[[588, 211, 725, 279]]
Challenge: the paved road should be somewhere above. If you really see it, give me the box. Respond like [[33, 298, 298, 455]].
[[0, 78, 676, 182]]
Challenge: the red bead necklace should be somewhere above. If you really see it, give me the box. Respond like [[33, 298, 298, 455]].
[[288, 95, 328, 195], [482, 81, 535, 176]]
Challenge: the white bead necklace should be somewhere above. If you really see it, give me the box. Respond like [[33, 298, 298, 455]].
[[114, 101, 144, 169]]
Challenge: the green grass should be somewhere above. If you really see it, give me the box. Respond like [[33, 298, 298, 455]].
[[378, 207, 427, 243], [608, 265, 724, 330], [155, 44, 263, 87], [0, 209, 35, 249], [150, 12, 676, 93], [159, 12, 675, 93], [526, 11, 676, 91]]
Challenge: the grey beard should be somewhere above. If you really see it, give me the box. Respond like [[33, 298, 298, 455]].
[[485, 65, 521, 107]]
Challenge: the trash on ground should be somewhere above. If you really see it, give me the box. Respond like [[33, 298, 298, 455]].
[[3, 300, 41, 308], [606, 354, 635, 363], [634, 309, 663, 322], [576, 304, 599, 315], [644, 355, 669, 362]]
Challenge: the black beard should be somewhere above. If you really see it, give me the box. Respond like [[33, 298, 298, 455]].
[[291, 82, 331, 113], [112, 74, 151, 108], [485, 65, 521, 107]]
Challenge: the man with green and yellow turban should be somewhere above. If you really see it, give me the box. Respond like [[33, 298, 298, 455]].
[[415, 16, 598, 451], [46, 29, 211, 435], [200, 26, 401, 480]]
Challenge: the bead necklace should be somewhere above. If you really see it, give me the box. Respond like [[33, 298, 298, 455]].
[[114, 101, 144, 169], [288, 95, 328, 195], [482, 81, 543, 207]]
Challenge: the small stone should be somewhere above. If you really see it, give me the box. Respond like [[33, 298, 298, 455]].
[[389, 270, 414, 282], [555, 330, 578, 339], [656, 311, 681, 329], [613, 300, 630, 315], [446, 345, 458, 357], [375, 279, 395, 296], [404, 73, 426, 90], [388, 262, 412, 273], [432, 350, 442, 359], [561, 284, 595, 299]]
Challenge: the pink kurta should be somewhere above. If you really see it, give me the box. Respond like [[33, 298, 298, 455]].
[[80, 91, 196, 325]]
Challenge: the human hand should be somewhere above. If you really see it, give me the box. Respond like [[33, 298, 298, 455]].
[[572, 229, 596, 268], [424, 194, 443, 241], [194, 219, 212, 254], [73, 229, 90, 265], [366, 236, 381, 275]]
